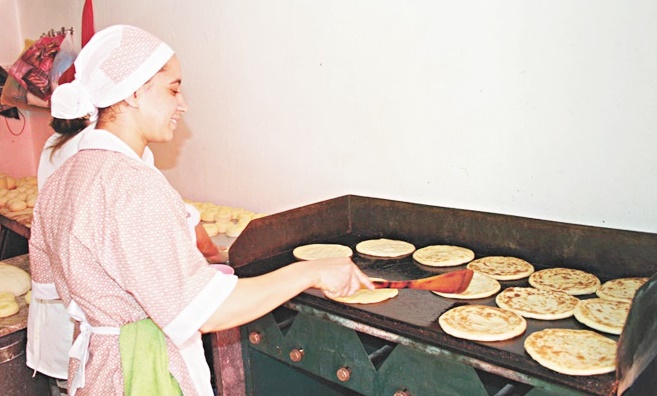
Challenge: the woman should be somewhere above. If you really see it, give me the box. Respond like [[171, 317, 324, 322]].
[[29, 24, 370, 396], [27, 86, 97, 395], [28, 78, 230, 396]]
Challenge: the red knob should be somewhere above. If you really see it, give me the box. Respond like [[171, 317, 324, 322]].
[[248, 331, 262, 345], [336, 367, 351, 382], [289, 348, 304, 362]]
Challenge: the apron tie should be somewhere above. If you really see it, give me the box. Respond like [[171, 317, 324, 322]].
[[67, 301, 120, 396]]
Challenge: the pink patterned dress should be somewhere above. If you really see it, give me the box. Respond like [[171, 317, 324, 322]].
[[29, 130, 237, 395]]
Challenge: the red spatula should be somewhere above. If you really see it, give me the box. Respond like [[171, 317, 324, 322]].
[[371, 269, 474, 294]]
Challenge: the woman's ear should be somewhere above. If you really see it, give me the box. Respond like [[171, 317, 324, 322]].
[[123, 90, 141, 108]]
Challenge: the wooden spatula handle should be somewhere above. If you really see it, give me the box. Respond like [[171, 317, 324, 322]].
[[371, 269, 473, 294]]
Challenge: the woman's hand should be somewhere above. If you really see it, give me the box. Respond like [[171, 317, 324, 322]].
[[195, 223, 229, 263], [205, 246, 229, 264], [201, 256, 373, 332], [305, 257, 374, 298]]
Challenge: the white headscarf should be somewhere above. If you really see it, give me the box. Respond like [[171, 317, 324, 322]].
[[50, 25, 174, 120]]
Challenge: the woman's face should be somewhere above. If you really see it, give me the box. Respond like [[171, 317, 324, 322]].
[[137, 55, 188, 143]]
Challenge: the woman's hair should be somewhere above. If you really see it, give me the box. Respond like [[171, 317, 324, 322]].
[[47, 116, 91, 159]]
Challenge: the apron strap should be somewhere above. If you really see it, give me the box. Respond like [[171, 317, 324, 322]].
[[66, 301, 120, 396]]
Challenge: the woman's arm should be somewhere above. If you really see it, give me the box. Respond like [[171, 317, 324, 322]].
[[200, 257, 372, 332]]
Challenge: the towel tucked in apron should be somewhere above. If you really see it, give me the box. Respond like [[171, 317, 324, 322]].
[[119, 318, 182, 396]]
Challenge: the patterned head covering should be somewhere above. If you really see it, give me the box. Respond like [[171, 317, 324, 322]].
[[50, 25, 174, 119]]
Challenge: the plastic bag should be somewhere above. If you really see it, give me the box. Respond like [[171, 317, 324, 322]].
[[0, 32, 77, 109], [50, 32, 78, 88], [0, 40, 36, 108], [8, 34, 65, 101]]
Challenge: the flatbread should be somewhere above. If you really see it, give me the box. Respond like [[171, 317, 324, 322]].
[[0, 292, 19, 318], [596, 277, 649, 303], [524, 329, 617, 376], [528, 268, 600, 295], [328, 278, 398, 304], [438, 304, 526, 341], [293, 244, 353, 261], [329, 288, 399, 304], [0, 299, 19, 318], [0, 291, 16, 302], [495, 287, 580, 320], [432, 272, 501, 299], [412, 245, 474, 267], [355, 238, 415, 259], [574, 298, 631, 335], [0, 262, 31, 296], [466, 256, 534, 280]]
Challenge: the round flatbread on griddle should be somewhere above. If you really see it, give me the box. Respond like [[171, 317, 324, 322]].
[[355, 238, 415, 259], [412, 245, 474, 267], [438, 304, 526, 342], [328, 278, 398, 304], [596, 277, 649, 303], [467, 256, 534, 280], [329, 288, 399, 304], [528, 268, 601, 295], [574, 298, 631, 335], [293, 244, 353, 261], [524, 329, 617, 376], [495, 287, 579, 320], [432, 272, 501, 300]]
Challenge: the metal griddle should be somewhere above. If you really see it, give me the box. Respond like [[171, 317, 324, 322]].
[[230, 195, 657, 396]]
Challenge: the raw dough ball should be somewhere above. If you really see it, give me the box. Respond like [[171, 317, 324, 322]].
[[215, 220, 233, 233], [201, 209, 217, 222], [214, 208, 232, 221], [226, 223, 247, 238], [17, 176, 37, 187], [0, 262, 31, 296], [26, 194, 38, 208], [236, 211, 255, 222], [8, 199, 28, 212], [5, 176, 16, 190], [25, 290, 32, 304], [202, 222, 220, 237], [0, 196, 10, 208]]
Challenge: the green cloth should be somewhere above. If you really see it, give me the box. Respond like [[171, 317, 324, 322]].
[[119, 318, 182, 396]]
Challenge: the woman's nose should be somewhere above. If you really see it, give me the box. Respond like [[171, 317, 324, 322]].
[[177, 92, 189, 114]]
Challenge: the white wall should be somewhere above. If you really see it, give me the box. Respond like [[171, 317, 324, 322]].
[[12, 1, 657, 233], [0, 0, 21, 65]]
